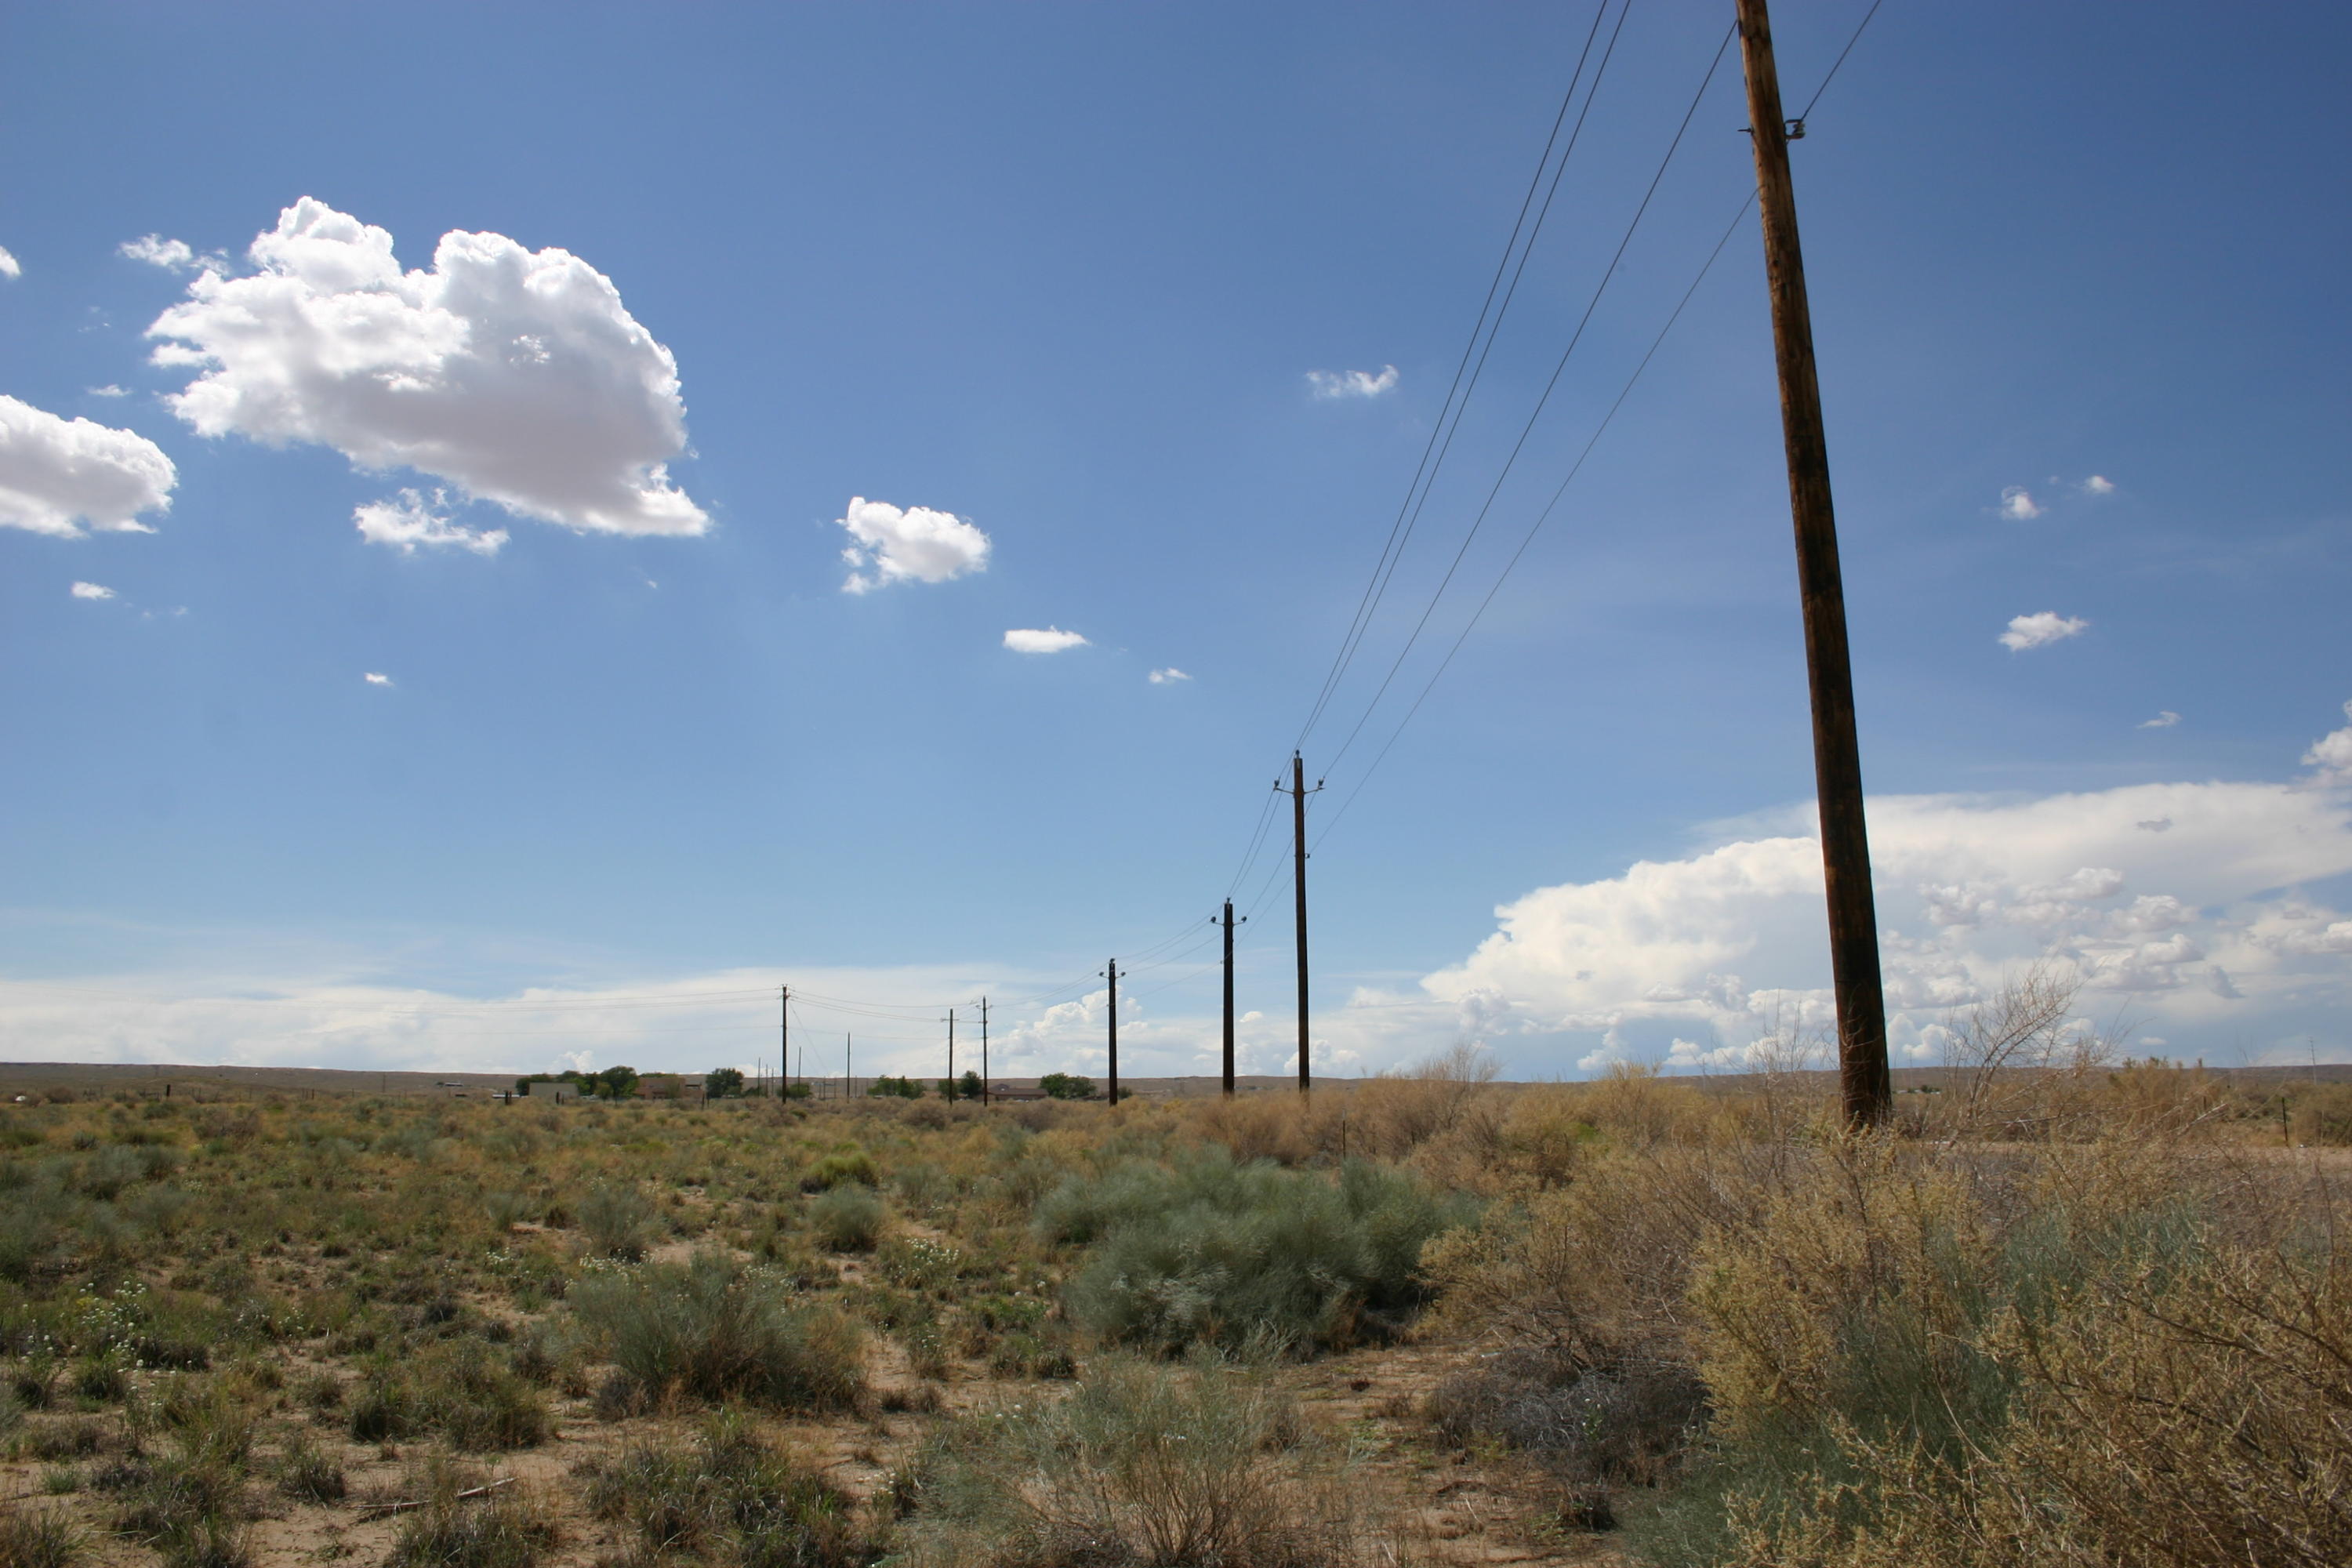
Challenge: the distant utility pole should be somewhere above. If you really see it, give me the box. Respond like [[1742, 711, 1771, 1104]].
[[946, 1007, 956, 1100], [980, 996, 990, 1105], [1103, 959, 1120, 1105], [1216, 900, 1246, 1097], [844, 1033, 852, 1102], [1737, 0, 1890, 1127], [779, 985, 789, 1099], [1283, 754, 1323, 1093]]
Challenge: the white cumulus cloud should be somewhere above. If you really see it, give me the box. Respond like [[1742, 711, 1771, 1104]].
[[354, 488, 508, 556], [2140, 710, 2181, 729], [1306, 365, 1399, 400], [363, 672, 393, 687], [143, 198, 706, 538], [0, 245, 20, 280], [69, 581, 116, 601], [2000, 611, 2088, 652], [120, 234, 198, 270], [1149, 667, 1191, 684], [88, 385, 129, 398], [2303, 701, 2352, 784], [1998, 485, 2043, 521], [2081, 474, 2115, 495], [1004, 626, 1088, 654], [836, 495, 989, 593], [0, 394, 177, 536], [1421, 708, 2352, 1073]]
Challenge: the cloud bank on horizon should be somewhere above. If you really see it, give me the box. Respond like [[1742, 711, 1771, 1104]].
[[1414, 702, 2352, 1073], [9, 703, 2348, 1081]]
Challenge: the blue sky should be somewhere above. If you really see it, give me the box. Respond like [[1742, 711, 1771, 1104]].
[[4, 1, 2347, 1081]]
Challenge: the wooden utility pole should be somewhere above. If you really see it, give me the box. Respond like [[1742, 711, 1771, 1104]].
[[979, 996, 990, 1105], [1737, 0, 1889, 1126], [1216, 900, 1245, 1097], [946, 1007, 956, 1100], [1284, 754, 1322, 1092], [779, 985, 789, 1099], [1104, 960, 1120, 1105], [844, 1032, 851, 1102]]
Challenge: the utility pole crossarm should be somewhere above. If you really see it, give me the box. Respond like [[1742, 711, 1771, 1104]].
[[1736, 0, 1890, 1126]]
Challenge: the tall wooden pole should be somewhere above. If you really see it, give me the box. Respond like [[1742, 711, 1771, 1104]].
[[946, 1008, 956, 1100], [1737, 0, 1890, 1125], [1288, 754, 1319, 1093], [1218, 901, 1244, 1098], [1105, 960, 1120, 1106], [779, 985, 789, 1098], [979, 996, 989, 1105]]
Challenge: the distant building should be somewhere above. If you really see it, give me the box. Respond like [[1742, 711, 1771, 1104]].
[[989, 1082, 1050, 1102], [528, 1081, 578, 1103]]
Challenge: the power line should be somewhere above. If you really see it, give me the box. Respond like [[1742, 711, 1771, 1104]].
[[1298, 0, 1632, 750], [1319, 21, 1740, 780], [1795, 0, 1887, 125], [1315, 191, 1758, 850]]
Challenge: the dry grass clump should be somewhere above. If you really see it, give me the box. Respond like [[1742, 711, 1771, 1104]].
[[575, 1409, 869, 1566], [809, 1184, 887, 1252], [578, 1180, 662, 1262], [347, 1341, 550, 1450], [103, 1452, 249, 1568], [572, 1251, 866, 1414], [890, 1356, 1364, 1568], [1430, 1346, 1704, 1529], [1648, 1133, 2352, 1567], [0, 1504, 80, 1568], [385, 1459, 559, 1568], [1036, 1148, 1473, 1355]]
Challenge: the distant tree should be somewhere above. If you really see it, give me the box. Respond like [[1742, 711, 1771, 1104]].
[[783, 1081, 812, 1102], [867, 1075, 924, 1099], [599, 1065, 640, 1101], [706, 1067, 746, 1098], [1040, 1073, 1097, 1101], [959, 1069, 985, 1102], [938, 1078, 960, 1102]]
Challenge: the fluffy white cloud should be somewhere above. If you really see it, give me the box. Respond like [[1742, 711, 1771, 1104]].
[[354, 488, 507, 556], [2081, 474, 2115, 495], [1004, 626, 1088, 654], [837, 495, 989, 592], [70, 581, 116, 600], [1306, 365, 1399, 400], [1149, 667, 1191, 684], [120, 234, 198, 270], [1418, 706, 2352, 1072], [0, 394, 177, 536], [1998, 485, 2043, 520], [143, 198, 706, 538], [88, 385, 129, 398], [363, 672, 393, 687], [2000, 611, 2087, 651], [2140, 710, 2181, 729], [0, 245, 20, 280], [2304, 701, 2352, 783]]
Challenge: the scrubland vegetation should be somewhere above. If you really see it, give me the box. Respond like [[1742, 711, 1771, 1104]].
[[2, 990, 2347, 1566]]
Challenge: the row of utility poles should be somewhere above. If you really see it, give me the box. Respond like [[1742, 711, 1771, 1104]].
[[768, 3, 1891, 1127]]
